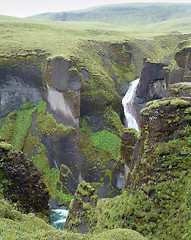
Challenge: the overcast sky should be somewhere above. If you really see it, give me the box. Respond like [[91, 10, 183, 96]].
[[1, 0, 191, 18]]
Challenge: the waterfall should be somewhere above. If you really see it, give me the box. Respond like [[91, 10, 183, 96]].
[[122, 79, 140, 131]]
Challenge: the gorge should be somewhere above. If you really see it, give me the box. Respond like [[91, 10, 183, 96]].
[[0, 11, 191, 240]]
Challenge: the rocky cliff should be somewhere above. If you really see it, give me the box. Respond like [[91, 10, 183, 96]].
[[65, 41, 191, 239], [164, 42, 191, 84], [1, 36, 175, 203], [66, 95, 191, 239]]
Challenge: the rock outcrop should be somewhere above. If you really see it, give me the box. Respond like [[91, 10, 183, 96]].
[[136, 61, 167, 102], [0, 139, 49, 215], [126, 97, 191, 190], [164, 44, 191, 84], [120, 128, 139, 180], [66, 96, 191, 240], [65, 180, 98, 233], [167, 82, 191, 97]]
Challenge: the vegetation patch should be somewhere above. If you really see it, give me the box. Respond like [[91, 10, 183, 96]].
[[90, 130, 121, 160]]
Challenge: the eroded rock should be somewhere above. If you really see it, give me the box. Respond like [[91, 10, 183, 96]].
[[64, 180, 98, 233], [0, 140, 49, 216]]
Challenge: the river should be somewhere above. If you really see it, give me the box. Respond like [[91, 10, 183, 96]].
[[50, 208, 69, 230]]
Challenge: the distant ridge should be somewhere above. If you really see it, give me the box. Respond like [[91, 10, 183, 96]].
[[28, 3, 191, 26]]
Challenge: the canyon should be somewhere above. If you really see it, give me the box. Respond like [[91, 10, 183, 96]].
[[0, 13, 191, 239]]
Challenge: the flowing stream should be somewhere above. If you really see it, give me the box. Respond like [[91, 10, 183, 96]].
[[50, 208, 69, 229], [122, 79, 140, 131]]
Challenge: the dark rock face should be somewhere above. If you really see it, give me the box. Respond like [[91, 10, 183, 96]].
[[0, 56, 45, 117], [120, 128, 139, 181], [39, 132, 85, 195], [0, 140, 49, 215], [45, 58, 81, 126], [136, 61, 167, 102], [120, 129, 138, 168], [164, 46, 191, 84]]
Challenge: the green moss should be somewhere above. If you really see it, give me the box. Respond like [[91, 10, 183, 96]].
[[170, 98, 191, 107], [0, 142, 13, 151], [91, 228, 147, 240], [0, 101, 41, 150], [141, 98, 191, 116], [90, 130, 121, 160], [170, 83, 191, 95], [104, 107, 125, 136], [80, 116, 92, 135]]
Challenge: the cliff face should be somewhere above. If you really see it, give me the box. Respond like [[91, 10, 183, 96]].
[[136, 61, 167, 102], [0, 55, 83, 204], [0, 41, 142, 202], [0, 36, 188, 204], [65, 44, 191, 238], [66, 96, 191, 239], [164, 44, 191, 84]]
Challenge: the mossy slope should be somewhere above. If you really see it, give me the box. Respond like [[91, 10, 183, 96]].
[[67, 97, 191, 240]]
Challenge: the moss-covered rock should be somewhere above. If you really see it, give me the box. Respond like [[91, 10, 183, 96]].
[[0, 139, 49, 216], [164, 43, 191, 84], [66, 97, 191, 240], [0, 199, 88, 240], [120, 128, 139, 168], [65, 180, 98, 233], [167, 82, 191, 97], [91, 228, 147, 240]]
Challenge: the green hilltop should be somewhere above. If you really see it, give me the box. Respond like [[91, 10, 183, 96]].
[[1, 14, 191, 59], [28, 3, 191, 27]]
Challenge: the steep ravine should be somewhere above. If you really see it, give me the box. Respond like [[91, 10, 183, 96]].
[[0, 40, 144, 204], [64, 44, 191, 239], [1, 36, 191, 239]]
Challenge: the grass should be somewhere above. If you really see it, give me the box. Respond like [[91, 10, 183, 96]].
[[1, 15, 191, 59]]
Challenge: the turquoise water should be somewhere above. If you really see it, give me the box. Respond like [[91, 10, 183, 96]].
[[50, 209, 69, 230]]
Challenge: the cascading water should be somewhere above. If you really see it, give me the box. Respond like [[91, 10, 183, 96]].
[[50, 208, 69, 229], [122, 79, 140, 131]]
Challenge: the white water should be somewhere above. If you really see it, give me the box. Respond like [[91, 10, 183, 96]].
[[122, 79, 140, 131], [50, 209, 69, 229]]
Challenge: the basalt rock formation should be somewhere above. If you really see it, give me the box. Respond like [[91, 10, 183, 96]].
[[65, 180, 99, 233], [164, 44, 191, 84], [136, 61, 167, 102], [0, 139, 49, 216]]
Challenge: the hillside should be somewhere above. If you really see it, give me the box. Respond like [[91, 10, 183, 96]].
[[28, 3, 191, 27]]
